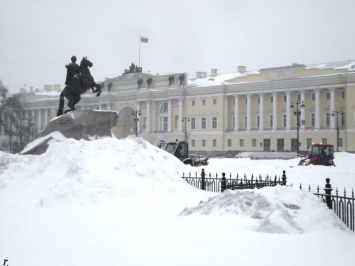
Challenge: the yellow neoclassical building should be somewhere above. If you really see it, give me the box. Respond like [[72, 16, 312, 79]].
[[18, 60, 355, 154]]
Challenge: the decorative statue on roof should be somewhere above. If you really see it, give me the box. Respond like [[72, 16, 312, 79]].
[[123, 63, 143, 74], [179, 74, 185, 85], [57, 56, 102, 116], [168, 75, 174, 86]]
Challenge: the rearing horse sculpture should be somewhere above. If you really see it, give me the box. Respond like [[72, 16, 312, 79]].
[[57, 57, 101, 116]]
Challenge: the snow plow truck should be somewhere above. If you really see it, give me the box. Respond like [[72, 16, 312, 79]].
[[298, 143, 335, 166]]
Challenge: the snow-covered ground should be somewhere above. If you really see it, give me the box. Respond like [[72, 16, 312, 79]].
[[1, 136, 354, 266]]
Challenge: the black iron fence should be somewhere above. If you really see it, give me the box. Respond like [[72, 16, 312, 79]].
[[181, 169, 287, 193], [181, 169, 355, 231], [299, 178, 355, 231]]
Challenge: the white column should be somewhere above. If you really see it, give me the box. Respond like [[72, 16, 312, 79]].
[[330, 88, 335, 128], [301, 90, 305, 130], [168, 99, 172, 132], [136, 102, 141, 133], [178, 98, 183, 131], [224, 96, 228, 131], [315, 89, 320, 129], [234, 95, 239, 131], [259, 93, 264, 130], [247, 94, 251, 131], [152, 101, 156, 132], [37, 109, 42, 131], [146, 101, 151, 133], [44, 108, 48, 126], [286, 91, 291, 130], [272, 92, 277, 130]]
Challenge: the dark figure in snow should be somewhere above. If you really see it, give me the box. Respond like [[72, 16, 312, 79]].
[[65, 56, 80, 85]]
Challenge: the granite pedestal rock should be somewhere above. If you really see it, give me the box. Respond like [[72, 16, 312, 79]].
[[22, 110, 119, 155]]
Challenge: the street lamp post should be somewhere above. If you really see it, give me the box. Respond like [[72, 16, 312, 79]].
[[181, 117, 190, 142], [132, 109, 141, 137], [332, 110, 344, 152], [290, 100, 305, 155]]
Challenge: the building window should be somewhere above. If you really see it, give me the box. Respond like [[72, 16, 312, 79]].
[[201, 117, 206, 129], [307, 138, 312, 148], [284, 94, 287, 102], [258, 97, 260, 104], [252, 139, 256, 147], [322, 138, 327, 144], [270, 95, 273, 103], [191, 139, 195, 147], [298, 94, 301, 101], [341, 113, 345, 126], [338, 138, 343, 147], [270, 115, 273, 128], [257, 115, 260, 128], [311, 113, 315, 127], [160, 102, 168, 113], [312, 93, 315, 101], [202, 139, 206, 147], [341, 90, 345, 99], [326, 113, 330, 127], [212, 139, 217, 147], [245, 97, 247, 105], [233, 116, 235, 130], [202, 99, 206, 106], [283, 114, 286, 127], [213, 98, 217, 105], [191, 100, 195, 106], [244, 116, 247, 128], [160, 117, 168, 131], [227, 139, 232, 147], [239, 139, 244, 147], [326, 92, 331, 100], [174, 116, 179, 130], [212, 117, 217, 129], [191, 118, 196, 129]]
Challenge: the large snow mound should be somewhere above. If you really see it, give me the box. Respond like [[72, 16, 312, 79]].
[[179, 186, 346, 234], [0, 136, 196, 208]]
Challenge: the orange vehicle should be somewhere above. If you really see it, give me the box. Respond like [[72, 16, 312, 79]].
[[298, 143, 335, 166]]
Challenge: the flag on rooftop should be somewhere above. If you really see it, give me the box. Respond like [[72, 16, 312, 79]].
[[140, 36, 149, 43]]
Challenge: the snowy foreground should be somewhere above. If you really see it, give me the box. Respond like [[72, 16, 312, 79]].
[[1, 136, 355, 266]]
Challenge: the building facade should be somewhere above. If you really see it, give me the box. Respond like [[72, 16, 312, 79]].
[[17, 60, 355, 154]]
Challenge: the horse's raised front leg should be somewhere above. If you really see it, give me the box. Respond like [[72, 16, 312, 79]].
[[95, 84, 101, 97]]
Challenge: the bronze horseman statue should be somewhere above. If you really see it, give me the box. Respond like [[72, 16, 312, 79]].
[[57, 56, 101, 116]]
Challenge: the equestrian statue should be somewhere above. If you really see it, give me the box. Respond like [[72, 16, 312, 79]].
[[57, 56, 101, 116]]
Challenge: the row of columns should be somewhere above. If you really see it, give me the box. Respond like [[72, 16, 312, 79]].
[[233, 88, 337, 131], [135, 97, 186, 134]]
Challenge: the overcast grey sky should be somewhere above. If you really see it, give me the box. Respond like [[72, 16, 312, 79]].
[[1, 0, 355, 93]]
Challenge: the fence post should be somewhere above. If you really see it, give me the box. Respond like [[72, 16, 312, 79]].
[[201, 168, 206, 190], [221, 172, 226, 192], [282, 170, 287, 186], [324, 178, 333, 209]]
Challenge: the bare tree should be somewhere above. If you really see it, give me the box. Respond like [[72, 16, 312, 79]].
[[0, 81, 30, 153]]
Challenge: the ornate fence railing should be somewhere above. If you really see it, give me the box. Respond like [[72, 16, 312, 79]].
[[181, 169, 355, 231], [181, 169, 287, 193], [298, 178, 355, 231]]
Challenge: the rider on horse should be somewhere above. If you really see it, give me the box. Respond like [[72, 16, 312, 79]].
[[57, 56, 101, 116], [65, 56, 80, 86]]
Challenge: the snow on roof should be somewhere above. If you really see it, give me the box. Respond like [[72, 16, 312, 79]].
[[305, 60, 355, 71], [188, 71, 259, 87]]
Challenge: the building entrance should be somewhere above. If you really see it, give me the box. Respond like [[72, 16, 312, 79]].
[[111, 106, 136, 139], [263, 139, 270, 152], [277, 138, 284, 152]]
